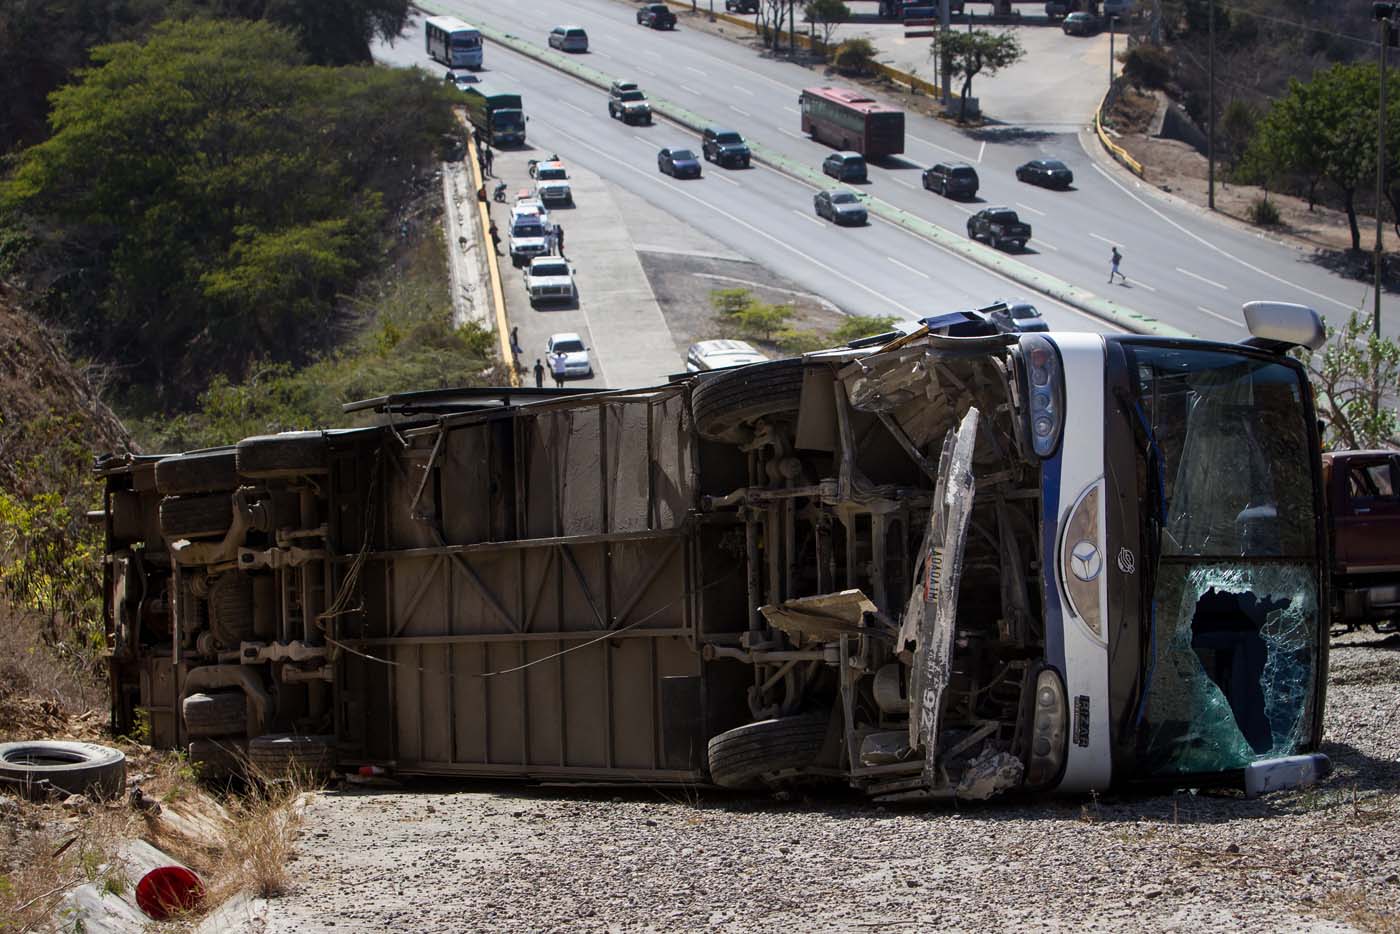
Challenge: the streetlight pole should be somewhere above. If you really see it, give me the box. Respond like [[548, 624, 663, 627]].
[[1109, 14, 1115, 91], [1376, 2, 1393, 338], [1207, 0, 1215, 211]]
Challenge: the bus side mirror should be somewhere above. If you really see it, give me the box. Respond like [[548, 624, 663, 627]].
[[1240, 301, 1325, 353]]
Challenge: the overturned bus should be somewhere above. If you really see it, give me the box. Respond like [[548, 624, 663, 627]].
[[98, 303, 1331, 801]]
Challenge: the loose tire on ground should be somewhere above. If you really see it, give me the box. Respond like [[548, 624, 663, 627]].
[[188, 738, 248, 781], [154, 449, 239, 495], [159, 493, 233, 540], [706, 712, 831, 790], [235, 432, 328, 479], [0, 740, 127, 800], [247, 734, 336, 780], [183, 692, 248, 739], [691, 357, 807, 443]]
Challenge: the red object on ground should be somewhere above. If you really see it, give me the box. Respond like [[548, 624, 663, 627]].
[[135, 865, 206, 920]]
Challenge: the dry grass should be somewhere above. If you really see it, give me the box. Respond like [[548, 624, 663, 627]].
[[1318, 889, 1400, 934], [0, 797, 129, 933]]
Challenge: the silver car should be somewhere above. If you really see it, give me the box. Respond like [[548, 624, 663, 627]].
[[548, 25, 589, 53], [814, 189, 867, 226]]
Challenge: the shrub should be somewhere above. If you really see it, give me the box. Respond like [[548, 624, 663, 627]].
[[1248, 196, 1281, 226], [1120, 45, 1171, 90], [831, 314, 898, 343], [832, 38, 877, 76]]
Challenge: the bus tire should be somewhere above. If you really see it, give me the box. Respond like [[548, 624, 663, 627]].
[[159, 493, 233, 540], [247, 734, 336, 780], [155, 450, 239, 495], [236, 432, 328, 479], [0, 741, 126, 800], [183, 692, 248, 739], [189, 738, 247, 781], [691, 358, 806, 443], [707, 713, 830, 790]]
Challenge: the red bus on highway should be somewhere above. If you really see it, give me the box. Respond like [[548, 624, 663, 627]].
[[799, 87, 905, 158]]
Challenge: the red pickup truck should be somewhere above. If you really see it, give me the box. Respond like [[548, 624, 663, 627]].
[[1324, 450, 1400, 631]]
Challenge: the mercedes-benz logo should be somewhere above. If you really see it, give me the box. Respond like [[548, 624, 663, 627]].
[[1117, 547, 1136, 574], [1070, 540, 1103, 581]]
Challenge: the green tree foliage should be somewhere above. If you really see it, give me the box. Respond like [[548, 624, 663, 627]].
[[929, 29, 1024, 123], [803, 0, 850, 48], [832, 38, 878, 76], [1120, 44, 1171, 91], [2, 19, 458, 408], [1295, 311, 1400, 451], [831, 314, 898, 343], [1241, 63, 1380, 251], [190, 0, 410, 64]]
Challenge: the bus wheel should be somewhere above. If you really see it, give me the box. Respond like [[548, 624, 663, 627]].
[[691, 357, 806, 443], [706, 713, 830, 790]]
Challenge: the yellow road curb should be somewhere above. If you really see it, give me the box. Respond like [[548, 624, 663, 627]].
[[1094, 91, 1144, 177], [460, 110, 518, 387]]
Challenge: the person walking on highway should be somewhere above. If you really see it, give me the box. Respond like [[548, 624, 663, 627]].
[[533, 358, 545, 388], [550, 350, 568, 388], [509, 326, 522, 368], [1108, 246, 1126, 284], [489, 220, 501, 255]]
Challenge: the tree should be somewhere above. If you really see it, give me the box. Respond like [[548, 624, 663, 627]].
[[192, 0, 411, 65], [831, 314, 898, 343], [1, 19, 457, 406], [1295, 311, 1400, 450], [1241, 63, 1378, 250], [832, 37, 877, 76], [803, 0, 850, 49], [929, 29, 1024, 123]]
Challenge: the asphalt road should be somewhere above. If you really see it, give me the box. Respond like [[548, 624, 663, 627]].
[[405, 0, 1383, 340]]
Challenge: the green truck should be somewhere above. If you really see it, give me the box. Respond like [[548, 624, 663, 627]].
[[461, 85, 526, 147]]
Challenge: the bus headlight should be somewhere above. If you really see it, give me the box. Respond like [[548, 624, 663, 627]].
[[1025, 668, 1068, 788], [1021, 334, 1064, 458]]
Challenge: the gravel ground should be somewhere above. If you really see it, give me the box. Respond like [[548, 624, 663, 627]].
[[248, 632, 1400, 933]]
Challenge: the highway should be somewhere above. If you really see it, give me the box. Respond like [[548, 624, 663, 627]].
[[400, 0, 1384, 339]]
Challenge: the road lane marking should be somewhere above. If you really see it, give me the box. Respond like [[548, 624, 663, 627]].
[[948, 203, 975, 216], [731, 106, 752, 116], [1125, 279, 1158, 292], [1016, 202, 1046, 216], [780, 128, 803, 139], [1198, 306, 1246, 328], [681, 85, 702, 95], [891, 177, 919, 190], [638, 67, 657, 77], [1176, 267, 1228, 290], [733, 86, 755, 96], [793, 209, 826, 228], [1090, 232, 1119, 246], [565, 102, 593, 117], [889, 257, 930, 279], [1034, 240, 1059, 252], [977, 141, 986, 163], [1090, 163, 1356, 312], [710, 173, 740, 186], [907, 133, 977, 164], [783, 106, 799, 114], [685, 66, 708, 76]]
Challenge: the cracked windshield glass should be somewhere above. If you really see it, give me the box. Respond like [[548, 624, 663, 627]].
[[1126, 345, 1318, 776]]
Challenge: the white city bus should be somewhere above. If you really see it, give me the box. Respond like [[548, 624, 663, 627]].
[[425, 16, 482, 71]]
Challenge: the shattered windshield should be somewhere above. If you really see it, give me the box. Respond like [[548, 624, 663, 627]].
[[1124, 344, 1320, 777]]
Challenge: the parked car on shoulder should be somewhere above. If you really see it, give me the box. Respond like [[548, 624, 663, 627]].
[[1324, 449, 1400, 632], [922, 162, 979, 199], [686, 339, 768, 372], [508, 215, 551, 267], [725, 0, 760, 11], [814, 189, 868, 226], [822, 151, 867, 183], [987, 300, 1049, 333], [609, 86, 653, 124], [967, 207, 1031, 251], [658, 147, 702, 178], [525, 257, 577, 307], [702, 127, 751, 168], [548, 25, 589, 53], [511, 198, 550, 227], [638, 3, 677, 28], [546, 332, 592, 378], [1062, 11, 1100, 34], [1016, 158, 1075, 189], [533, 161, 573, 206]]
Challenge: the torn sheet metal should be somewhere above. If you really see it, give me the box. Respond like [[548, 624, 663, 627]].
[[907, 409, 980, 772], [956, 748, 1024, 801], [759, 589, 877, 643]]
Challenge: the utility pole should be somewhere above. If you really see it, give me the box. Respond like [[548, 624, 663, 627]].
[[1376, 2, 1394, 338], [940, 0, 951, 106], [1108, 14, 1115, 91], [1207, 0, 1215, 211]]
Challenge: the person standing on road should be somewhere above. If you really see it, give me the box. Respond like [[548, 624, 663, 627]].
[[483, 145, 494, 178], [1108, 246, 1126, 284], [550, 350, 568, 388], [489, 220, 501, 255], [554, 224, 565, 258], [509, 327, 522, 369], [533, 358, 544, 388]]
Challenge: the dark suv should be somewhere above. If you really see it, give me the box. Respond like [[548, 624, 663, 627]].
[[725, 0, 760, 10], [922, 162, 979, 199], [702, 127, 751, 168], [638, 4, 677, 28]]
